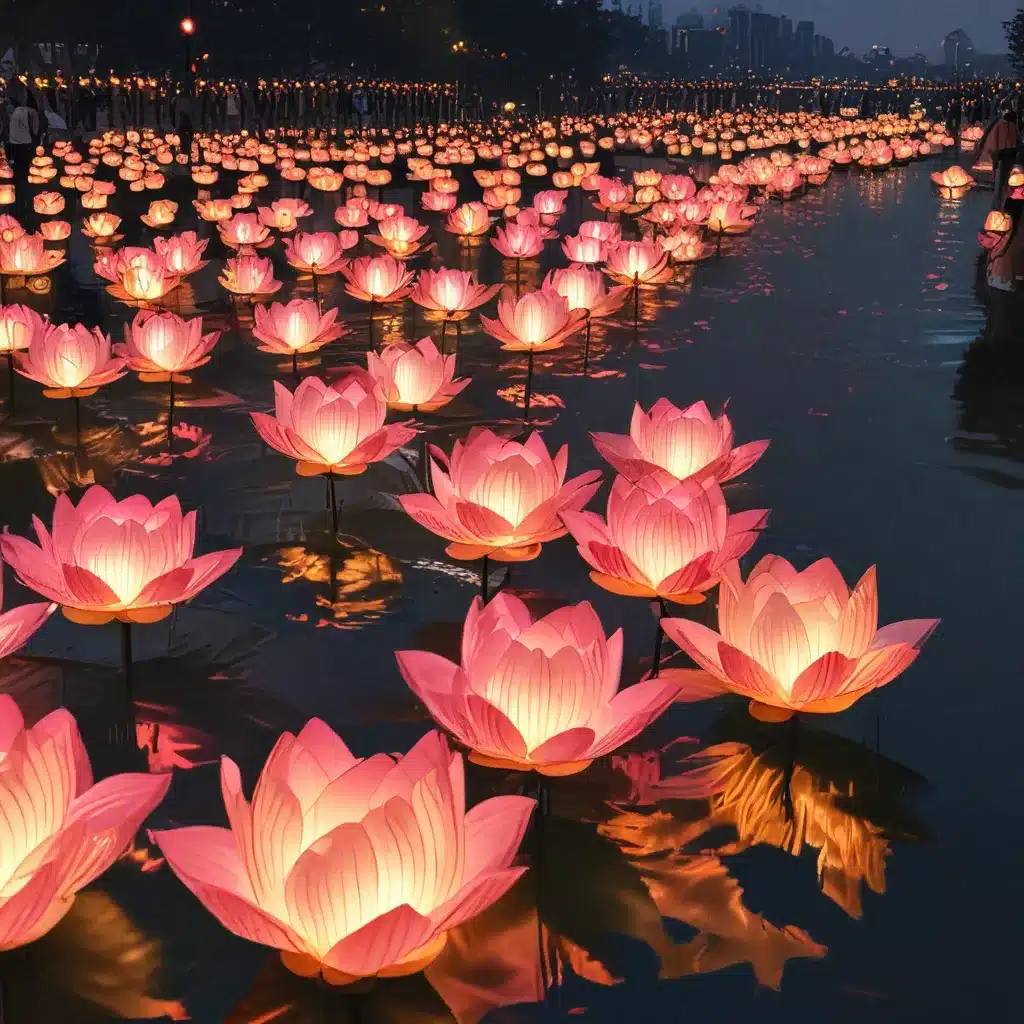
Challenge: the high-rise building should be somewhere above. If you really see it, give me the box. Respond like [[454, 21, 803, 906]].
[[674, 7, 704, 31], [779, 15, 793, 48], [750, 11, 780, 68], [943, 29, 974, 70], [673, 27, 727, 71], [647, 1, 663, 31], [794, 20, 814, 61], [728, 5, 753, 67]]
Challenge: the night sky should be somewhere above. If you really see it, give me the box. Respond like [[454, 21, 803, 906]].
[[658, 0, 1019, 59]]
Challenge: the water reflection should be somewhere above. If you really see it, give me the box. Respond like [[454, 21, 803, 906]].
[[0, 891, 185, 1021]]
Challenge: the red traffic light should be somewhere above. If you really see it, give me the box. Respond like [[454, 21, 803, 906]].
[[180, 17, 195, 35]]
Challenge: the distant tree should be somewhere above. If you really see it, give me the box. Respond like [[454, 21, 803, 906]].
[[1004, 9, 1024, 76]]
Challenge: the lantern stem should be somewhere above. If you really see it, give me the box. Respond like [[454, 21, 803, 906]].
[[368, 298, 375, 349], [632, 275, 640, 328], [439, 318, 447, 355], [582, 317, 592, 376], [311, 266, 320, 312], [480, 554, 490, 603], [782, 713, 800, 822], [292, 350, 299, 381], [523, 349, 535, 423], [515, 258, 521, 296], [73, 396, 81, 447], [650, 597, 667, 676], [327, 471, 340, 537], [121, 620, 133, 702], [533, 773, 551, 1001], [168, 376, 175, 452]]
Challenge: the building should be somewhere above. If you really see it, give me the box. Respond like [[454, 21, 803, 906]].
[[647, 1, 663, 30], [750, 11, 780, 69], [673, 27, 727, 72], [728, 5, 752, 67], [943, 29, 974, 70], [673, 7, 704, 30], [794, 19, 814, 61], [814, 34, 835, 60]]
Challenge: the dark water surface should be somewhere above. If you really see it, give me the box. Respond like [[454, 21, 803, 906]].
[[0, 162, 1016, 1022]]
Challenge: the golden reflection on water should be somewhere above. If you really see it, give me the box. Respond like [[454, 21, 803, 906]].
[[275, 541, 402, 629]]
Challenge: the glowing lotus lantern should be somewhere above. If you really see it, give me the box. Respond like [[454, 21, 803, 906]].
[[219, 255, 282, 298], [422, 190, 457, 213], [979, 209, 1013, 250], [33, 192, 65, 216], [561, 232, 606, 265], [367, 215, 429, 259], [1, 486, 241, 626], [154, 231, 208, 277], [0, 695, 169, 949], [39, 220, 71, 242], [191, 165, 219, 186], [258, 198, 312, 232], [481, 287, 586, 353], [116, 309, 219, 382], [491, 221, 544, 263], [931, 166, 974, 200], [562, 473, 767, 604], [445, 202, 491, 245], [217, 212, 273, 250], [340, 254, 414, 305], [81, 212, 122, 243], [399, 428, 600, 562], [660, 228, 712, 264], [367, 336, 469, 411], [591, 399, 768, 485], [532, 189, 567, 225], [660, 175, 697, 202], [767, 167, 803, 199], [16, 321, 125, 399], [706, 201, 757, 236], [592, 177, 638, 215], [152, 727, 533, 984], [284, 231, 354, 276], [252, 299, 346, 369], [250, 369, 415, 478], [603, 240, 675, 315], [193, 198, 233, 223], [334, 202, 370, 229], [661, 555, 938, 722], [307, 167, 344, 192], [409, 268, 500, 323], [141, 199, 178, 229], [545, 266, 630, 321], [398, 593, 678, 776], [80, 190, 108, 211], [117, 262, 179, 303], [0, 184, 14, 206]]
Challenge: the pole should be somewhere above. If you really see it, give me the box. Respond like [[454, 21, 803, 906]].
[[167, 376, 175, 452], [5, 351, 14, 417], [650, 597, 667, 676], [73, 395, 81, 447], [582, 318, 591, 376], [327, 471, 339, 536], [523, 349, 534, 423], [480, 553, 489, 602], [121, 620, 133, 701]]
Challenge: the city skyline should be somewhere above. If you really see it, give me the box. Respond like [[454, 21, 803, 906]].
[[657, 0, 1018, 58]]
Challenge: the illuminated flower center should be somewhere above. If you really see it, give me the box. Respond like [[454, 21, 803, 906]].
[[638, 419, 720, 479], [467, 455, 550, 528]]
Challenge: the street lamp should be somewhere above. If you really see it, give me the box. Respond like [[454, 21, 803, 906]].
[[180, 14, 195, 84]]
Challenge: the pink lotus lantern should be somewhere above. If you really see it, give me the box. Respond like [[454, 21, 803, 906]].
[[81, 212, 122, 242], [603, 240, 675, 288], [562, 473, 767, 604], [592, 177, 638, 215], [284, 231, 355, 276], [532, 189, 567, 225], [706, 201, 757, 237], [252, 299, 346, 373], [141, 199, 178, 229], [250, 369, 415, 529], [258, 198, 312, 232], [0, 695, 169, 950], [152, 727, 534, 984], [39, 220, 71, 242], [154, 231, 208, 277], [367, 336, 469, 412], [340, 254, 415, 317], [399, 428, 601, 563], [422, 190, 457, 213], [481, 288, 586, 353], [217, 212, 273, 250], [193, 198, 233, 222], [16, 321, 126, 401], [491, 221, 544, 262], [409, 268, 500, 323], [661, 555, 938, 722], [445, 202, 491, 245], [0, 304, 44, 375], [398, 593, 678, 776], [545, 266, 630, 373], [0, 233, 65, 276], [561, 233, 606, 265], [660, 228, 712, 264], [363, 216, 426, 260], [33, 192, 65, 216], [116, 309, 219, 383], [591, 399, 769, 485], [334, 202, 370, 229], [219, 255, 282, 298], [0, 485, 241, 626]]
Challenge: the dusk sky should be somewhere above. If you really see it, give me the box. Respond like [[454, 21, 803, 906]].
[[659, 1, 1019, 58]]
